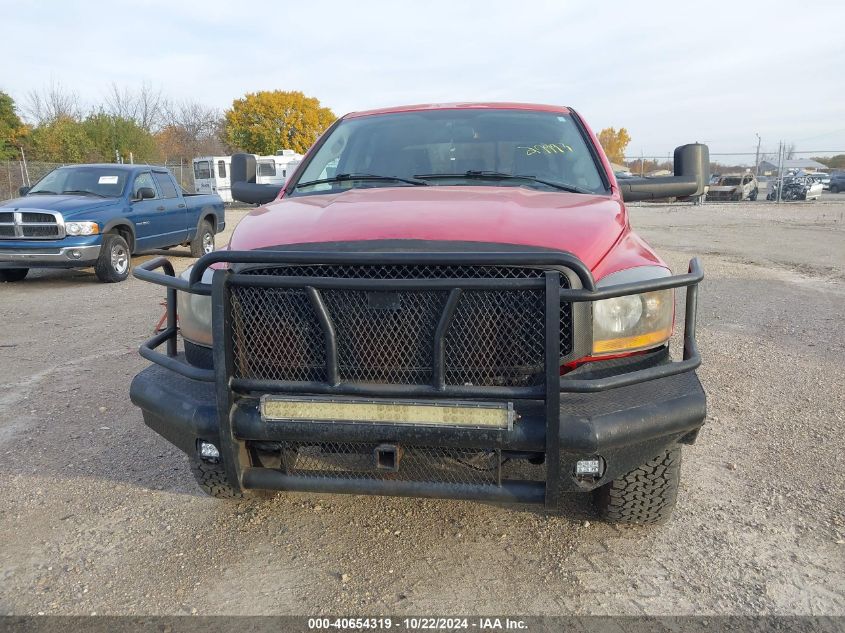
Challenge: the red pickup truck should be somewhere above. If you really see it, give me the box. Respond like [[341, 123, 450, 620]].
[[131, 103, 708, 525]]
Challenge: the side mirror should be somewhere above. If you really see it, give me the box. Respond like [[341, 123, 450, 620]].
[[136, 187, 156, 200], [617, 143, 710, 202], [18, 186, 30, 196], [230, 153, 284, 204]]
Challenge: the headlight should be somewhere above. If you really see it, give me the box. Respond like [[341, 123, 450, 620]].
[[65, 221, 99, 236], [592, 267, 674, 356], [178, 265, 213, 346]]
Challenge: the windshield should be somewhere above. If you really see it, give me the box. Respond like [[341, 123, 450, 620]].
[[720, 177, 742, 186], [291, 109, 608, 195], [28, 167, 127, 197]]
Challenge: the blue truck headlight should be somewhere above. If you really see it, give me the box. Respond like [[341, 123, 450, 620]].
[[65, 221, 99, 236]]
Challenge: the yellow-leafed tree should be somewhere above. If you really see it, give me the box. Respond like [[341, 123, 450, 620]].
[[597, 127, 631, 164], [224, 90, 335, 155]]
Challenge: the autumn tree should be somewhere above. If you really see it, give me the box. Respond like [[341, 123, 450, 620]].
[[27, 116, 95, 162], [0, 91, 28, 160], [597, 127, 631, 164], [224, 90, 335, 154], [82, 112, 159, 163], [814, 154, 845, 170]]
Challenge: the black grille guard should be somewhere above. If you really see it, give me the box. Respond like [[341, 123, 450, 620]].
[[134, 249, 703, 395]]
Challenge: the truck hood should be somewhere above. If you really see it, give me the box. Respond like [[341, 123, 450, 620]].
[[230, 187, 625, 271], [708, 185, 738, 192], [0, 195, 117, 217]]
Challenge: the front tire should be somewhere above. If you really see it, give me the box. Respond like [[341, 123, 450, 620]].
[[190, 220, 215, 258], [830, 185, 840, 194], [189, 457, 276, 500], [749, 188, 758, 201], [189, 458, 244, 499], [95, 233, 131, 283], [0, 268, 28, 282], [594, 447, 682, 525]]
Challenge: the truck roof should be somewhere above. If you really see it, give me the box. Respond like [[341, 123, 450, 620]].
[[345, 102, 572, 119], [54, 163, 165, 171]]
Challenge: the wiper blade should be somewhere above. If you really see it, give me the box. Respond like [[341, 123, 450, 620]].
[[295, 173, 428, 188], [27, 190, 58, 195], [61, 190, 108, 198], [414, 171, 591, 194]]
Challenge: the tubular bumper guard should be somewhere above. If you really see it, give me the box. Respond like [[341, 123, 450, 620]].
[[130, 250, 706, 508]]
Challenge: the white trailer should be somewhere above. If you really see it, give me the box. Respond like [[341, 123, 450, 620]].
[[193, 150, 303, 203], [255, 150, 303, 187], [193, 156, 232, 202]]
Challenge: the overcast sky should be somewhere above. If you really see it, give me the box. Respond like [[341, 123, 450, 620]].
[[3, 0, 844, 159]]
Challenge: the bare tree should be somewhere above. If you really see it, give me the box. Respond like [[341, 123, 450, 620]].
[[784, 143, 797, 160], [104, 82, 165, 132], [157, 100, 226, 160], [23, 81, 83, 124]]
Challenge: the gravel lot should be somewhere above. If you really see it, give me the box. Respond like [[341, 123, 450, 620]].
[[0, 198, 843, 616]]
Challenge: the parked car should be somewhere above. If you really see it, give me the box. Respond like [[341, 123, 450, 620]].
[[808, 172, 831, 190], [766, 174, 825, 201], [0, 164, 224, 282], [705, 173, 758, 201], [131, 102, 707, 526], [829, 172, 845, 194]]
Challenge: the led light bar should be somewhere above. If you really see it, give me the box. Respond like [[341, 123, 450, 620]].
[[260, 396, 514, 430]]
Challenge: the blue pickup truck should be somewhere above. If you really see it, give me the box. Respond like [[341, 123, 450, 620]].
[[0, 164, 224, 282]]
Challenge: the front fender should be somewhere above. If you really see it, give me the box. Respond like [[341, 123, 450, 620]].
[[101, 217, 137, 251]]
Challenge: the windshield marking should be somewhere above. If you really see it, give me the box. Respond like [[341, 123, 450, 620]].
[[518, 143, 574, 156]]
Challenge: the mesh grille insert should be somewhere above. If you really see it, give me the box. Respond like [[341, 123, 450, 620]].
[[21, 212, 55, 223], [229, 264, 573, 387], [277, 442, 501, 485], [22, 225, 60, 238], [251, 441, 547, 485], [230, 287, 327, 382]]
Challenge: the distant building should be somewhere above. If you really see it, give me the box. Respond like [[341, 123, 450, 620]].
[[758, 158, 828, 174]]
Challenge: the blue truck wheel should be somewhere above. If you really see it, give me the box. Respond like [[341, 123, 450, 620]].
[[95, 234, 131, 283]]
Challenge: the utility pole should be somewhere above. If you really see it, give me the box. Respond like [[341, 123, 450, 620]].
[[754, 133, 761, 177], [776, 141, 784, 204]]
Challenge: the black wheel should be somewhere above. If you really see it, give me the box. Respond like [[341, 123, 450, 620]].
[[0, 268, 28, 282], [95, 233, 131, 283], [749, 188, 758, 201], [594, 447, 682, 525], [190, 220, 215, 258], [830, 185, 839, 194], [188, 457, 275, 499], [189, 458, 244, 499]]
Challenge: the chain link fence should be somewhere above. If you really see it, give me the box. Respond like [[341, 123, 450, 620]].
[[0, 160, 195, 201]]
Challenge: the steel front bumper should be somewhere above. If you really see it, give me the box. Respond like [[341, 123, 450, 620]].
[[0, 242, 101, 268], [130, 351, 705, 506], [130, 250, 706, 509]]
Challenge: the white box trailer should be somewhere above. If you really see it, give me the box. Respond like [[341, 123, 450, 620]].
[[193, 156, 232, 202], [193, 150, 303, 203], [255, 149, 303, 187]]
